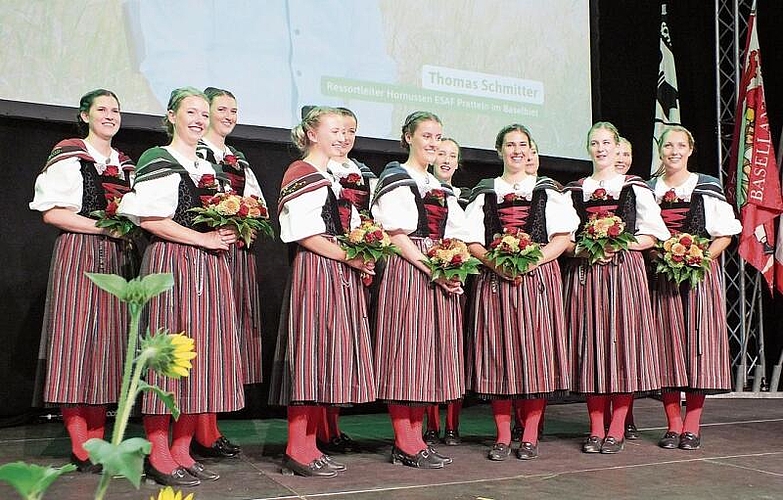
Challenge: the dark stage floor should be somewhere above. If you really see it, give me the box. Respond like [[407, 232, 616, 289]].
[[1, 398, 782, 500]]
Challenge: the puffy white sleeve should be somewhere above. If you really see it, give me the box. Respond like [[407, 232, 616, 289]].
[[371, 186, 419, 234], [243, 167, 266, 203], [443, 195, 468, 240], [633, 185, 671, 241], [29, 158, 83, 212], [117, 174, 181, 225], [704, 196, 742, 237], [544, 189, 580, 239], [462, 193, 487, 244], [278, 186, 329, 243]]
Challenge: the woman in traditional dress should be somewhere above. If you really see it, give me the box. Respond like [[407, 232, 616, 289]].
[[562, 122, 670, 454], [464, 125, 577, 460], [649, 126, 740, 450], [189, 87, 265, 459], [30, 89, 138, 473], [269, 106, 376, 477], [371, 111, 466, 469], [119, 87, 244, 486]]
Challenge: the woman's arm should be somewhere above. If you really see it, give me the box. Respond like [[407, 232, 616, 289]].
[[140, 217, 234, 251], [708, 235, 732, 260], [391, 230, 462, 294], [42, 207, 113, 237], [297, 234, 374, 274]]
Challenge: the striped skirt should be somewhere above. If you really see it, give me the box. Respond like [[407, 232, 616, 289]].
[[652, 259, 731, 393], [467, 261, 570, 399], [226, 245, 263, 384], [562, 250, 661, 395], [374, 239, 465, 404], [141, 241, 245, 414], [268, 245, 376, 406], [39, 233, 138, 405]]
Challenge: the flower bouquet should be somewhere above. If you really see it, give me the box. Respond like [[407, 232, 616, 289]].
[[655, 232, 711, 286], [337, 216, 400, 286], [90, 196, 140, 239], [421, 238, 481, 283], [575, 210, 637, 265], [188, 192, 274, 248], [484, 228, 543, 277], [339, 172, 364, 189]]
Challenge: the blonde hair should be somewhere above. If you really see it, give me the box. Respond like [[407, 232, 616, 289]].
[[585, 121, 620, 151], [163, 87, 208, 137], [618, 136, 632, 152], [291, 106, 341, 156], [652, 125, 695, 177]]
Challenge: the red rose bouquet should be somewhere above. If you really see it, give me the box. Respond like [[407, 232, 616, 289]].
[[655, 232, 711, 286], [339, 172, 364, 189], [337, 215, 400, 285], [221, 154, 239, 169], [197, 173, 220, 190], [188, 193, 273, 248], [661, 188, 684, 204], [590, 187, 611, 201], [484, 228, 543, 277], [575, 210, 637, 265], [90, 196, 139, 238], [424, 188, 447, 206], [421, 238, 481, 283]]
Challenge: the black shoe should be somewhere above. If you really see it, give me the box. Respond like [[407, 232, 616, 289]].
[[281, 454, 337, 477], [511, 425, 523, 443], [678, 432, 701, 450], [582, 435, 602, 454], [390, 446, 444, 469], [624, 423, 640, 440], [427, 446, 452, 465], [658, 431, 680, 449], [600, 436, 624, 454], [185, 462, 219, 481], [443, 429, 461, 446], [70, 453, 102, 474], [191, 436, 240, 458], [321, 454, 346, 472], [423, 429, 440, 446], [318, 432, 357, 454], [144, 461, 200, 487], [488, 442, 512, 461], [516, 441, 539, 460]]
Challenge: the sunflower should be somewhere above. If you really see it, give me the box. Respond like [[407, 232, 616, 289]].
[[141, 331, 197, 379], [151, 486, 194, 500]]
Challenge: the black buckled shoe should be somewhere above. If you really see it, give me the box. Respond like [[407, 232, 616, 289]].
[[321, 454, 346, 472], [191, 436, 240, 458], [678, 432, 701, 450], [511, 424, 523, 443], [624, 423, 640, 440], [423, 429, 440, 446], [185, 461, 219, 481], [390, 446, 444, 469], [600, 436, 624, 454], [582, 435, 602, 453], [318, 432, 357, 454], [427, 446, 452, 465], [71, 453, 102, 474], [516, 441, 539, 460], [443, 429, 461, 446], [144, 461, 200, 487], [658, 431, 680, 449], [281, 454, 337, 477], [488, 442, 512, 461]]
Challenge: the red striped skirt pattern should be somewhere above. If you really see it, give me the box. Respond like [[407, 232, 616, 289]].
[[374, 238, 465, 404], [140, 241, 245, 414], [562, 251, 661, 395], [269, 245, 376, 406], [41, 233, 137, 405], [226, 245, 263, 384], [650, 274, 690, 389], [655, 259, 731, 393], [466, 261, 571, 399]]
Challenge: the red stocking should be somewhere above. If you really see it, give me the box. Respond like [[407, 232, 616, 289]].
[[409, 406, 427, 449], [315, 407, 330, 442], [170, 413, 197, 468], [304, 406, 321, 461], [521, 399, 546, 445], [446, 400, 462, 431], [326, 406, 341, 438], [607, 394, 633, 440], [513, 400, 523, 428], [83, 405, 106, 441], [682, 393, 706, 435], [194, 413, 221, 447], [661, 391, 683, 433], [143, 414, 177, 474], [62, 406, 89, 461], [388, 404, 416, 454], [287, 405, 314, 463], [425, 405, 440, 432], [491, 399, 512, 445], [603, 398, 612, 430], [586, 395, 608, 438], [625, 398, 636, 425]]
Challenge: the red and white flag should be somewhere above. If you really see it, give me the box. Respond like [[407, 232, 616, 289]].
[[726, 2, 783, 293]]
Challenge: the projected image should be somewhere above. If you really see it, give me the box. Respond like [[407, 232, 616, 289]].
[[0, 0, 592, 159]]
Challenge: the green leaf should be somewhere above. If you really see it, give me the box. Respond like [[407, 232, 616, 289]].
[[86, 273, 129, 299], [83, 438, 150, 489], [137, 381, 180, 420], [140, 273, 174, 299], [0, 461, 77, 500]]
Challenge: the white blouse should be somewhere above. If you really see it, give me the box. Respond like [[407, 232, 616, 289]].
[[200, 138, 265, 201], [463, 176, 580, 244], [371, 164, 467, 240], [652, 173, 742, 237], [30, 139, 123, 213], [577, 175, 671, 241]]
